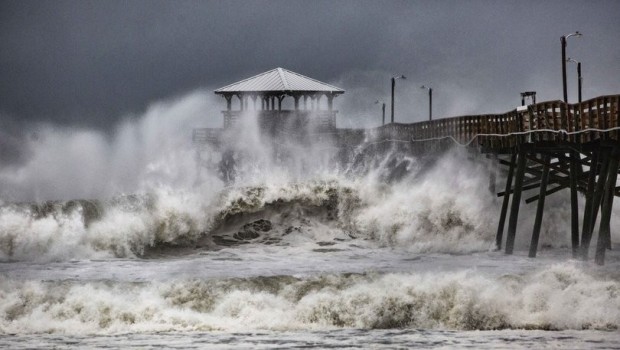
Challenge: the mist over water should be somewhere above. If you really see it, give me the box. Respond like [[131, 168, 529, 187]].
[[0, 90, 217, 202]]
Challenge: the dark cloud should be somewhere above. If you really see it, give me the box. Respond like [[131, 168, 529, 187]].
[[1, 0, 619, 129]]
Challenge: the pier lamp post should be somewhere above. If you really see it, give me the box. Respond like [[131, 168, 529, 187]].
[[567, 58, 582, 104], [391, 75, 406, 123], [420, 85, 432, 121], [561, 31, 582, 103], [375, 100, 386, 126]]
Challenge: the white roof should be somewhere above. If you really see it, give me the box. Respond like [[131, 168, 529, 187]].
[[214, 68, 344, 94]]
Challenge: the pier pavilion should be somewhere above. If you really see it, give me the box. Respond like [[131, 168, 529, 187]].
[[213, 67, 344, 130]]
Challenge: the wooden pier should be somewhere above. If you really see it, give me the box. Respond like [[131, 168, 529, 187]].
[[195, 68, 619, 265], [196, 94, 620, 265], [342, 95, 620, 265]]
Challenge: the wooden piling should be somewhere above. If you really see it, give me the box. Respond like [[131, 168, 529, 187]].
[[529, 154, 551, 258], [569, 150, 581, 258], [580, 148, 599, 259], [496, 152, 516, 250], [506, 145, 529, 254], [595, 148, 619, 265], [582, 147, 610, 260]]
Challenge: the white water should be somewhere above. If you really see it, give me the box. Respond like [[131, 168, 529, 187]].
[[1, 90, 619, 348]]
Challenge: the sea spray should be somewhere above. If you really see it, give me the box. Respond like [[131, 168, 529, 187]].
[[0, 147, 600, 261], [0, 90, 218, 202]]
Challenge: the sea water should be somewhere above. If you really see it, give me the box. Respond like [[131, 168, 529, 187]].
[[1, 93, 618, 349]]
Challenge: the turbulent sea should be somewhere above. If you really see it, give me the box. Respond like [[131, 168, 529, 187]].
[[1, 96, 619, 349]]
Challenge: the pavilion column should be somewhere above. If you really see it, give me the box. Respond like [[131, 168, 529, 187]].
[[294, 95, 300, 110], [278, 95, 285, 110], [225, 95, 232, 111], [271, 96, 275, 110], [327, 93, 333, 111], [236, 94, 243, 111]]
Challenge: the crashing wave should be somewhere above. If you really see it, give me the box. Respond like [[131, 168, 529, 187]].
[[1, 148, 583, 261], [0, 263, 618, 334]]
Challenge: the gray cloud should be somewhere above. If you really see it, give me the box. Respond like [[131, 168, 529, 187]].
[[1, 0, 619, 130]]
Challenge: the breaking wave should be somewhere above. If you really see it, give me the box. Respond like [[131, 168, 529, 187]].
[[1, 148, 587, 261], [1, 263, 618, 334]]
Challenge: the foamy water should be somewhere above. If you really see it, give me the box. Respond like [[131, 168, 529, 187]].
[[1, 91, 619, 348]]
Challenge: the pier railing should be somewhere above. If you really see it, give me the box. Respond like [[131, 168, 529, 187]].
[[346, 94, 620, 153], [194, 94, 620, 153]]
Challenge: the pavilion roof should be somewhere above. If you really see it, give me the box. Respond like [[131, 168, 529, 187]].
[[214, 68, 344, 95]]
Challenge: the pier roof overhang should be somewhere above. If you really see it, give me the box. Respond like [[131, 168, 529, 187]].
[[214, 68, 344, 96]]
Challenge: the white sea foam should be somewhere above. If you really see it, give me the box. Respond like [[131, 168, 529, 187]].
[[1, 262, 618, 334]]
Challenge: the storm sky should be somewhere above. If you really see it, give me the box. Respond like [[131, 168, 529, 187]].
[[1, 0, 619, 132]]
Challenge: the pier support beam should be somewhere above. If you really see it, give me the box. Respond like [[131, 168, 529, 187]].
[[506, 145, 530, 255], [582, 147, 610, 260], [595, 147, 619, 265], [569, 151, 581, 258], [580, 148, 599, 259], [496, 153, 516, 250], [529, 154, 551, 258]]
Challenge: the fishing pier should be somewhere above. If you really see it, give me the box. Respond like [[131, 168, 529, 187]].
[[194, 68, 620, 265]]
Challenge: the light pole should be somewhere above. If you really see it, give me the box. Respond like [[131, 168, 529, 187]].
[[391, 75, 406, 123], [561, 31, 582, 103], [375, 100, 386, 126], [420, 85, 432, 121], [567, 58, 582, 104]]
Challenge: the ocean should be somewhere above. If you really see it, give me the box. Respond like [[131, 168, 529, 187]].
[[0, 98, 619, 349]]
